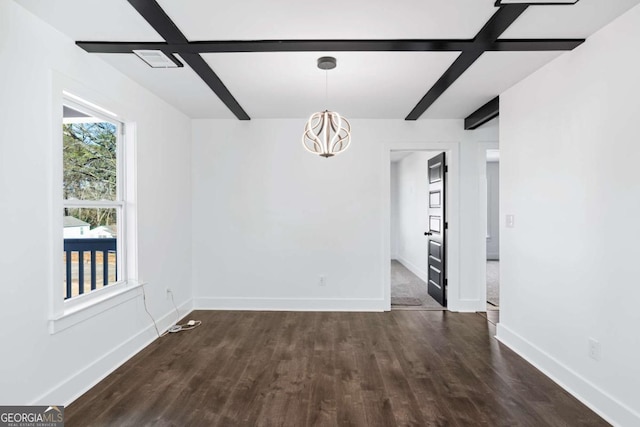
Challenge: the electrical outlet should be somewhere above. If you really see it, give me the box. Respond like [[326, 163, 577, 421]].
[[588, 338, 601, 361], [319, 275, 327, 287]]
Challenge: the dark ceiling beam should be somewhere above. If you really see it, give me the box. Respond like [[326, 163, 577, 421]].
[[489, 39, 584, 51], [495, 0, 579, 5], [464, 96, 499, 130], [76, 1, 586, 121], [77, 38, 584, 55], [187, 39, 473, 53], [76, 39, 474, 54], [180, 53, 250, 120], [405, 4, 529, 120], [127, 0, 187, 43], [477, 5, 530, 42], [405, 50, 484, 121], [126, 0, 250, 120], [77, 42, 170, 53]]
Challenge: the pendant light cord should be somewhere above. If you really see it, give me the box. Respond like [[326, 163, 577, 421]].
[[325, 70, 329, 110]]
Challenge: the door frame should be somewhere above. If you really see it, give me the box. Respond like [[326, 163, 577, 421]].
[[382, 141, 460, 311]]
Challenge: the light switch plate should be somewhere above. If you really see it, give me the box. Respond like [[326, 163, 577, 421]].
[[506, 214, 515, 228]]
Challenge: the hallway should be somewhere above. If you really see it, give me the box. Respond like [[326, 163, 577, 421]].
[[391, 260, 444, 310]]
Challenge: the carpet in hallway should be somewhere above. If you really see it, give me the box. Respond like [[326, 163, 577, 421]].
[[391, 260, 443, 309], [487, 260, 500, 306]]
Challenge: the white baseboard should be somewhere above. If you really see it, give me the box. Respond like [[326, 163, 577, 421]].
[[496, 323, 640, 427], [32, 298, 193, 406], [194, 297, 385, 312], [396, 256, 428, 283]]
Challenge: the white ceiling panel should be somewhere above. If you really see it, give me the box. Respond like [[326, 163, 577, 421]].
[[501, 0, 640, 39], [15, 0, 163, 41], [423, 50, 565, 119], [202, 52, 461, 119], [158, 0, 497, 40], [97, 54, 235, 119]]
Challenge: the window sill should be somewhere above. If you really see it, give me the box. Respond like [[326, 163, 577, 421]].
[[49, 281, 142, 334]]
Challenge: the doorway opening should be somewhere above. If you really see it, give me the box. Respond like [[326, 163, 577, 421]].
[[390, 150, 446, 311], [485, 149, 500, 322]]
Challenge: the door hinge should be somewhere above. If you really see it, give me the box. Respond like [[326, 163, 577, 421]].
[[445, 279, 448, 288], [445, 165, 448, 173], [445, 222, 448, 230]]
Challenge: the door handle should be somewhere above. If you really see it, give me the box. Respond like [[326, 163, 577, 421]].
[[424, 232, 433, 236]]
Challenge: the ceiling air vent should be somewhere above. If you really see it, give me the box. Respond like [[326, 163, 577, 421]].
[[133, 50, 181, 68]]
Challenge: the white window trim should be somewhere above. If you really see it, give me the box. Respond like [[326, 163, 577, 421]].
[[49, 75, 138, 334]]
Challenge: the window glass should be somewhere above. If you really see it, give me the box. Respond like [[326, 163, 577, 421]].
[[62, 100, 125, 301]]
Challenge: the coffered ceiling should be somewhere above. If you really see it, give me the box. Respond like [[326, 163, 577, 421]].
[[15, 0, 640, 120]]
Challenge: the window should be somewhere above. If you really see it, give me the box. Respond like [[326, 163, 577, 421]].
[[62, 96, 126, 300]]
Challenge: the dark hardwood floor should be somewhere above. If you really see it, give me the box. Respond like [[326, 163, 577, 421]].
[[478, 309, 500, 325], [67, 311, 607, 426]]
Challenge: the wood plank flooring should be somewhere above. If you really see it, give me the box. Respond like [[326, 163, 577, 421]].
[[477, 310, 500, 325], [66, 311, 608, 426]]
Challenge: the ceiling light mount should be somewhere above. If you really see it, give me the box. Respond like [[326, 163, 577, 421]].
[[317, 56, 337, 70], [302, 56, 351, 158]]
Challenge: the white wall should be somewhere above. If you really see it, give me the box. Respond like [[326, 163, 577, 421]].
[[394, 152, 439, 282], [192, 119, 497, 312], [0, 1, 192, 405], [390, 162, 399, 259], [497, 4, 640, 425]]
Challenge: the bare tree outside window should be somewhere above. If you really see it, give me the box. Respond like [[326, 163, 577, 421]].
[[63, 122, 117, 227]]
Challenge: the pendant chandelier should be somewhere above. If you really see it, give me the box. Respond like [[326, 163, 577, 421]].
[[302, 57, 351, 158]]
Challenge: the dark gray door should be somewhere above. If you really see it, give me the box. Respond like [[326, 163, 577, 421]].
[[425, 152, 446, 306]]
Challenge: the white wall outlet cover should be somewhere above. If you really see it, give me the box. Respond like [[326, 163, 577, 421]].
[[588, 338, 601, 361]]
